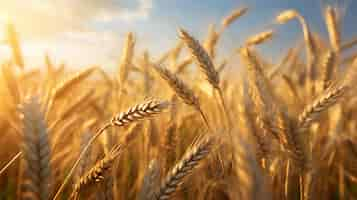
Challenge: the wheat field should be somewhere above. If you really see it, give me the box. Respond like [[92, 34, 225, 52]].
[[1, 3, 357, 200]]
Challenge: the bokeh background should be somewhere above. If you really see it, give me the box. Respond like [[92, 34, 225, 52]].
[[0, 0, 355, 70]]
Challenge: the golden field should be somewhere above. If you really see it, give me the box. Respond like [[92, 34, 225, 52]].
[[1, 4, 357, 200]]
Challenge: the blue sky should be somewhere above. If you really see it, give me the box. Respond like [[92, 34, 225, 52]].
[[0, 0, 355, 70]]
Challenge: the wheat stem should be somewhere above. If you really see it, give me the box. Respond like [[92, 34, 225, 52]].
[[0, 151, 22, 176], [53, 123, 111, 200]]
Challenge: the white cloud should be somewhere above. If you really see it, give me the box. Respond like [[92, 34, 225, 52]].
[[0, 0, 153, 38]]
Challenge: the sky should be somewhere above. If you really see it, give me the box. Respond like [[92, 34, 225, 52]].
[[0, 0, 356, 71]]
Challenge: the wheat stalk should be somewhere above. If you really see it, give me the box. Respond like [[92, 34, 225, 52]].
[[70, 145, 122, 200], [239, 47, 276, 115], [324, 5, 341, 52], [138, 159, 161, 200], [174, 58, 192, 74], [221, 7, 248, 28], [204, 24, 220, 58], [6, 23, 24, 69], [50, 66, 96, 101], [0, 151, 22, 176], [117, 32, 135, 110], [58, 88, 94, 120], [118, 32, 135, 84], [241, 92, 271, 164], [276, 115, 307, 170], [20, 96, 53, 200], [169, 41, 184, 68], [76, 131, 94, 180], [341, 36, 357, 51], [154, 135, 215, 200], [152, 64, 212, 130], [275, 9, 315, 79], [245, 30, 274, 46], [46, 66, 96, 118], [240, 47, 307, 169], [53, 99, 169, 200], [111, 99, 170, 127], [179, 28, 233, 132], [2, 63, 21, 105], [275, 10, 299, 24], [153, 65, 200, 108], [179, 29, 220, 89], [320, 50, 336, 91], [298, 85, 347, 132]]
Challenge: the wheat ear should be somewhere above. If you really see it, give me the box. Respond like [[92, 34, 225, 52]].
[[118, 32, 135, 84], [179, 29, 220, 89], [153, 65, 200, 108], [275, 10, 315, 77], [70, 145, 122, 200], [154, 135, 214, 200], [53, 100, 169, 200], [152, 64, 212, 130], [298, 85, 347, 132], [111, 99, 170, 126], [6, 23, 24, 69], [221, 7, 248, 28], [245, 30, 274, 46], [138, 160, 161, 200], [320, 50, 336, 90], [204, 24, 220, 58], [20, 96, 53, 200], [324, 5, 341, 52], [179, 29, 232, 131], [341, 36, 357, 51]]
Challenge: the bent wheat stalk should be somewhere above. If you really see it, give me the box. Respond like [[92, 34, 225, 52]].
[[53, 99, 169, 200], [275, 10, 315, 80]]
